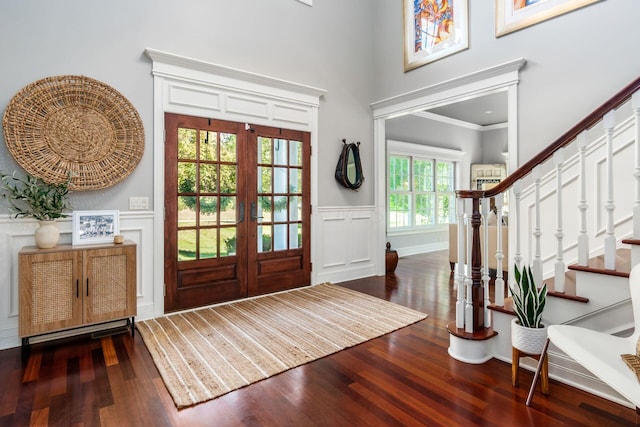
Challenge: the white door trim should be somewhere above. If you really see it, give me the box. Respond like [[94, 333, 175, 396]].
[[371, 58, 526, 275], [145, 48, 326, 316]]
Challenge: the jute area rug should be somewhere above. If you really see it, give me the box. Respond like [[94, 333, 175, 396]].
[[137, 282, 427, 408]]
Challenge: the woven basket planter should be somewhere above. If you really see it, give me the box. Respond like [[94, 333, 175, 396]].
[[511, 318, 548, 355]]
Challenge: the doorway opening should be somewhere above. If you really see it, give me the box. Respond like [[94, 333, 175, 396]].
[[371, 59, 526, 272]]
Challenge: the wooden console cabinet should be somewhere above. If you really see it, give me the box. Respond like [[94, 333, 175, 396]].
[[19, 241, 137, 344]]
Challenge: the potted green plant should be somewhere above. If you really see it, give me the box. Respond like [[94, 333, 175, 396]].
[[0, 172, 71, 248], [510, 263, 548, 355]]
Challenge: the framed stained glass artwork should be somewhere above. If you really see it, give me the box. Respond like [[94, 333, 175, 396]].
[[403, 0, 469, 72]]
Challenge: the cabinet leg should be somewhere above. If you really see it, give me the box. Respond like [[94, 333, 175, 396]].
[[21, 337, 30, 361], [130, 317, 135, 337]]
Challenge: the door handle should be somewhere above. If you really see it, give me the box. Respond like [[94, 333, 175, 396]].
[[236, 201, 245, 224], [250, 201, 265, 222], [250, 202, 257, 222]]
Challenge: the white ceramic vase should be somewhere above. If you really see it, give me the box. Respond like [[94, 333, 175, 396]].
[[35, 220, 60, 249], [511, 318, 548, 355]]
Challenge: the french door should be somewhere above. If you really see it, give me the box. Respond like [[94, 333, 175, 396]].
[[164, 113, 311, 312]]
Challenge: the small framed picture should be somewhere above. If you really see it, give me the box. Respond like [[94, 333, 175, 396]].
[[72, 210, 120, 246]]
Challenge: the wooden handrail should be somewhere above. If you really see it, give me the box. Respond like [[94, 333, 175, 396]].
[[457, 75, 640, 199]]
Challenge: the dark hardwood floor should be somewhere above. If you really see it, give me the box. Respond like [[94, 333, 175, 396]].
[[1, 250, 638, 426]]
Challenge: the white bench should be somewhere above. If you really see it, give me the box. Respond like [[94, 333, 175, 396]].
[[547, 264, 640, 411]]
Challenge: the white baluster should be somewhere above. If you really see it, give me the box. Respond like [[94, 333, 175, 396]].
[[577, 131, 589, 266], [633, 92, 640, 267], [531, 166, 543, 287], [465, 199, 474, 333], [513, 180, 523, 273], [633, 91, 640, 241], [455, 197, 465, 329], [495, 194, 505, 306], [465, 276, 474, 333], [481, 198, 491, 327], [554, 148, 566, 293], [603, 110, 617, 270]]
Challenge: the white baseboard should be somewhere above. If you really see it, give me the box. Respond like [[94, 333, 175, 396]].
[[0, 327, 19, 350], [317, 264, 378, 285], [135, 302, 155, 322], [397, 242, 447, 258]]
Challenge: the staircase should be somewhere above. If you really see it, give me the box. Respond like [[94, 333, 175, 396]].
[[447, 76, 640, 409]]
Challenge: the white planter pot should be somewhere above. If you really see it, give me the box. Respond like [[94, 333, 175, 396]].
[[35, 220, 60, 249], [511, 318, 547, 355]]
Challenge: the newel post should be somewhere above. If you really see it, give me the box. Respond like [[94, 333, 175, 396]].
[[470, 196, 485, 332], [457, 190, 485, 332]]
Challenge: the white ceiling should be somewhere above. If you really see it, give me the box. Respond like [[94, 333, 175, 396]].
[[424, 91, 508, 127]]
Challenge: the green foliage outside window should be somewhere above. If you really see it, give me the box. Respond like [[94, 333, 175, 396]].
[[388, 155, 456, 229], [177, 130, 237, 214]]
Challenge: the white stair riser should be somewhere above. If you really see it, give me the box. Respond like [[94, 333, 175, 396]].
[[629, 243, 640, 267], [538, 273, 629, 325], [491, 310, 516, 361]]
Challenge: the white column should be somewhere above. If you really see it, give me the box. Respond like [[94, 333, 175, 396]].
[[495, 194, 505, 306], [553, 148, 566, 293], [577, 131, 589, 266], [481, 198, 491, 327], [603, 110, 617, 270], [531, 166, 543, 287], [455, 197, 465, 329]]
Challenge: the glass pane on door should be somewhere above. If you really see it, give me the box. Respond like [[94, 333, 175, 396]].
[[255, 137, 304, 253], [177, 127, 238, 260]]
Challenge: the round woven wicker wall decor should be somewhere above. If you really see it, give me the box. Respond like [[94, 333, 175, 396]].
[[2, 75, 144, 191]]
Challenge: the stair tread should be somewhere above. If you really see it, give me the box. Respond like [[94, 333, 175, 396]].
[[446, 323, 498, 340], [487, 247, 633, 315], [542, 270, 590, 302], [567, 248, 631, 277]]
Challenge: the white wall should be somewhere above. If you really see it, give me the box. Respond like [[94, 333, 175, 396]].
[[0, 0, 376, 209], [481, 127, 508, 164], [372, 0, 640, 166], [386, 114, 484, 166]]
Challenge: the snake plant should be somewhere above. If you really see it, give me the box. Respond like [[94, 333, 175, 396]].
[[510, 263, 547, 328]]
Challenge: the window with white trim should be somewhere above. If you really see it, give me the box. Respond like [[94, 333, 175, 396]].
[[387, 140, 462, 232]]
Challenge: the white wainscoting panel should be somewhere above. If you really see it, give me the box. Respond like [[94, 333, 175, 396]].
[[0, 211, 154, 350], [316, 206, 378, 284]]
